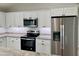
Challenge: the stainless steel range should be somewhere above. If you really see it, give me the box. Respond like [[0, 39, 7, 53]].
[[21, 28, 40, 51]]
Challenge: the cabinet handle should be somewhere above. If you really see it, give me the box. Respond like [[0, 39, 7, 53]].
[[29, 17, 32, 19], [12, 40, 14, 42], [41, 43, 44, 45], [18, 25, 21, 27], [42, 26, 46, 27], [62, 14, 65, 16], [9, 26, 11, 27], [42, 41, 44, 42]]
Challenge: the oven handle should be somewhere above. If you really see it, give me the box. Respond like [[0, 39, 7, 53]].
[[21, 38, 35, 40]]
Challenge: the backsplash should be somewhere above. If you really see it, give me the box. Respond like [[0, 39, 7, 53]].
[[0, 27, 51, 35], [6, 27, 30, 33], [39, 27, 51, 35], [0, 28, 6, 33], [0, 27, 30, 34]]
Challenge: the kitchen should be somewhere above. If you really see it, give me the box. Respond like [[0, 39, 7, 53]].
[[0, 3, 78, 56]]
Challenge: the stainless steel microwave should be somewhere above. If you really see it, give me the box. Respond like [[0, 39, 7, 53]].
[[23, 18, 38, 27]]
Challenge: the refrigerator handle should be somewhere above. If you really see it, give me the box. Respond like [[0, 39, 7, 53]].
[[60, 25, 64, 55], [62, 25, 64, 49], [60, 25, 63, 49]]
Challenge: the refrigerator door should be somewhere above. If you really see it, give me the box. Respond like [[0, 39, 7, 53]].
[[51, 18, 61, 55], [63, 16, 78, 56]]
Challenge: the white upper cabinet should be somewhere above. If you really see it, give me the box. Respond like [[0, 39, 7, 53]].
[[37, 10, 51, 27], [23, 11, 38, 19], [51, 7, 78, 16], [6, 13, 14, 27], [51, 8, 63, 16], [23, 11, 31, 19], [14, 12, 23, 27], [63, 7, 78, 16], [6, 12, 23, 27], [0, 12, 5, 27]]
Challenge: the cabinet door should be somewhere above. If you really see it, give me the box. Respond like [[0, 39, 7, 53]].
[[37, 10, 51, 27], [2, 37, 7, 47], [0, 12, 5, 27], [6, 13, 15, 27], [7, 37, 21, 50], [7, 37, 14, 49], [18, 12, 24, 27], [23, 11, 38, 19], [36, 39, 51, 55], [63, 7, 78, 16], [6, 12, 23, 27], [51, 8, 63, 16], [14, 38, 21, 50], [23, 11, 31, 19], [14, 12, 23, 27], [42, 40, 51, 55], [36, 39, 43, 53], [0, 38, 3, 47], [0, 37, 7, 47], [30, 11, 38, 19]]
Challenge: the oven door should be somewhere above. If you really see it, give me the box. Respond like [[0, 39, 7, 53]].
[[21, 38, 35, 51]]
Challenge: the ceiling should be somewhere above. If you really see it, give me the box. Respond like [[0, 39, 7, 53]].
[[0, 3, 78, 12], [0, 3, 14, 11]]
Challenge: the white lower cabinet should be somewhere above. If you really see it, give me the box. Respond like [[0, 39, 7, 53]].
[[0, 37, 7, 47], [36, 39, 51, 55], [7, 37, 21, 50]]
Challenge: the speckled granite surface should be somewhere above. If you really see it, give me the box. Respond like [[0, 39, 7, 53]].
[[0, 47, 48, 56]]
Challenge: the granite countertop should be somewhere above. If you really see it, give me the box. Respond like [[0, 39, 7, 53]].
[[0, 47, 48, 56], [0, 33, 26, 38]]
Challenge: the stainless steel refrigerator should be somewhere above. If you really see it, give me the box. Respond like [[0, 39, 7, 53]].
[[51, 16, 78, 56]]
